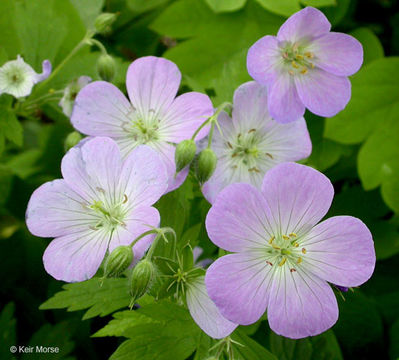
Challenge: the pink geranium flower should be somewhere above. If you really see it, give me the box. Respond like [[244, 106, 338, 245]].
[[205, 162, 375, 339], [247, 7, 363, 123]]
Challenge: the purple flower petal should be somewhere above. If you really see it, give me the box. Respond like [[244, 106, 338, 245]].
[[43, 228, 109, 282], [294, 68, 351, 118], [261, 162, 334, 235], [150, 141, 189, 192], [206, 253, 273, 325], [126, 56, 181, 119], [267, 266, 338, 339], [34, 59, 52, 83], [187, 276, 237, 339], [206, 183, 273, 252], [109, 206, 160, 256], [119, 145, 168, 207], [61, 137, 122, 202], [231, 81, 270, 129], [247, 35, 281, 86], [302, 216, 376, 287], [71, 81, 132, 137], [159, 92, 213, 142], [26, 179, 95, 238], [268, 74, 305, 123], [277, 7, 331, 42], [311, 32, 363, 77]]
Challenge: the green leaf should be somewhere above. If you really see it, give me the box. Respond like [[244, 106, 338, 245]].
[[92, 310, 157, 337], [109, 301, 200, 360], [232, 329, 277, 360], [351, 27, 384, 66], [0, 0, 20, 59], [325, 58, 399, 145], [334, 291, 383, 352], [127, 0, 170, 13], [21, 321, 75, 360], [389, 318, 399, 360], [204, 0, 247, 13], [306, 115, 352, 171], [0, 97, 23, 147], [255, 0, 335, 17], [151, 0, 281, 88], [40, 278, 130, 320], [324, 57, 399, 213], [254, 0, 300, 17], [12, 0, 85, 70], [70, 0, 105, 28], [0, 303, 17, 357], [358, 116, 399, 211], [269, 330, 343, 360]]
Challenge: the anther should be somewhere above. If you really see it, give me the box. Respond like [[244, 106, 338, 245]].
[[272, 244, 281, 250], [289, 232, 297, 237], [231, 165, 238, 169], [89, 226, 99, 231], [123, 194, 128, 203], [268, 236, 275, 244], [291, 61, 299, 69], [290, 268, 296, 273], [282, 235, 290, 240], [226, 141, 233, 149], [302, 248, 307, 254], [266, 261, 273, 266], [288, 70, 294, 76], [96, 187, 105, 193], [310, 63, 315, 69], [297, 257, 302, 264], [248, 129, 256, 133], [278, 257, 287, 266], [248, 167, 260, 173], [282, 52, 289, 59], [265, 152, 274, 159], [305, 52, 314, 58], [293, 242, 299, 247], [295, 54, 304, 60], [301, 67, 308, 75]]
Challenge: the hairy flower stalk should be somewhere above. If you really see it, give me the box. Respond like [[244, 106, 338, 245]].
[[247, 7, 363, 123], [26, 137, 168, 282], [205, 162, 375, 339]]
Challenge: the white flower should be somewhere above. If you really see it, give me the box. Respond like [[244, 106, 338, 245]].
[[0, 55, 52, 98]]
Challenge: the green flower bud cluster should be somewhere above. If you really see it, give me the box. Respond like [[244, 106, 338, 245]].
[[94, 13, 118, 35], [175, 139, 197, 173], [64, 131, 83, 152], [129, 259, 156, 305], [196, 148, 217, 184], [103, 245, 134, 278], [97, 54, 116, 82]]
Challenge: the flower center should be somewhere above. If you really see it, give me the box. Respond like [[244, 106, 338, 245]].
[[87, 191, 128, 232], [124, 108, 161, 144], [6, 67, 25, 85], [280, 42, 315, 76], [226, 128, 273, 173], [265, 233, 307, 272]]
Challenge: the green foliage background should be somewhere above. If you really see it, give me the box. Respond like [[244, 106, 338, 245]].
[[0, 0, 398, 359]]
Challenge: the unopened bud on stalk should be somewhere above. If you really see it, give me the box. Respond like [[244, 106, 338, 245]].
[[104, 245, 134, 278], [94, 13, 118, 34], [97, 54, 116, 82], [129, 259, 156, 304], [196, 148, 217, 184], [175, 139, 196, 173], [64, 131, 82, 152]]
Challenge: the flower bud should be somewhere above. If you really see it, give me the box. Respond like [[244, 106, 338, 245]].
[[129, 259, 155, 302], [175, 139, 196, 173], [64, 131, 83, 152], [96, 54, 116, 82], [196, 148, 217, 184], [104, 245, 134, 278], [94, 13, 117, 34]]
